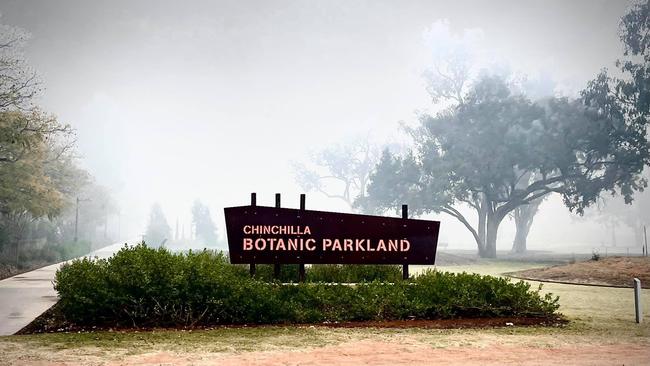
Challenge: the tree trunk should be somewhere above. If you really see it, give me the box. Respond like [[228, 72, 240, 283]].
[[511, 225, 529, 254], [477, 202, 487, 251], [474, 195, 489, 257], [634, 222, 643, 248], [8, 212, 30, 266], [483, 216, 500, 258], [511, 198, 543, 254]]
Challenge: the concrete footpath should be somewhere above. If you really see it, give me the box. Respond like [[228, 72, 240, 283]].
[[0, 241, 130, 336]]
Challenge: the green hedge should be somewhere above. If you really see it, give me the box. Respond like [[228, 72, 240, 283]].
[[307, 264, 402, 283], [54, 244, 560, 327]]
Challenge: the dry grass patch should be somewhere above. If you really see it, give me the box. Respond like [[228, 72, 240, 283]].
[[508, 256, 650, 288]]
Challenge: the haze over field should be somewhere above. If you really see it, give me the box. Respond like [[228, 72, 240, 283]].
[[1, 0, 646, 253]]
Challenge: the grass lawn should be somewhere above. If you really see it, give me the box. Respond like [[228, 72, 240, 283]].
[[435, 260, 650, 333], [1, 261, 648, 365]]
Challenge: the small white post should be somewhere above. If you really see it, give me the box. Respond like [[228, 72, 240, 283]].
[[634, 278, 642, 323], [643, 225, 648, 257]]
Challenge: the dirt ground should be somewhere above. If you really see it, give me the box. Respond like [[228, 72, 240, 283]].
[[121, 341, 649, 366], [18, 312, 564, 335], [5, 338, 648, 366], [508, 256, 650, 288]]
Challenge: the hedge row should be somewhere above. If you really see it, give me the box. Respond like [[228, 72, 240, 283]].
[[54, 244, 560, 327]]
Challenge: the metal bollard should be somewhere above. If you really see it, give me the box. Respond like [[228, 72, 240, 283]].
[[634, 278, 642, 324]]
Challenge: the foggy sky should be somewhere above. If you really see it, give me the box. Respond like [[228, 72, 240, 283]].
[[0, 0, 638, 251]]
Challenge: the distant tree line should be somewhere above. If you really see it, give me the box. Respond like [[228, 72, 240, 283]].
[[294, 1, 650, 258], [0, 21, 115, 273], [144, 199, 218, 248]]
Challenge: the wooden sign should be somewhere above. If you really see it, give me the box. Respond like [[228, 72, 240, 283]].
[[224, 202, 440, 265]]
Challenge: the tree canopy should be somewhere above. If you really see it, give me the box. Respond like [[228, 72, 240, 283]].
[[0, 23, 39, 111], [292, 136, 383, 212]]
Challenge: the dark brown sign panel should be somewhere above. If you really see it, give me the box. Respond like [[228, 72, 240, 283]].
[[224, 205, 440, 265]]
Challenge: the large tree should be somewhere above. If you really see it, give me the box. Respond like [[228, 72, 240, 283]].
[[0, 110, 77, 259], [362, 2, 650, 258], [145, 203, 171, 248], [0, 19, 115, 267], [0, 20, 75, 256], [191, 200, 218, 247], [362, 73, 649, 258], [421, 23, 554, 254]]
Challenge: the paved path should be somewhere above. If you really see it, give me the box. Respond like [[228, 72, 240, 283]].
[[0, 240, 131, 336]]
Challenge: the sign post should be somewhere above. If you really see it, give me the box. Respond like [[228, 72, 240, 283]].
[[402, 204, 409, 280], [643, 225, 648, 257], [274, 193, 282, 279], [249, 192, 257, 277], [299, 194, 306, 282]]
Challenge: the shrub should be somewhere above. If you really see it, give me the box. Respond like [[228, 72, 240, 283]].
[[253, 264, 300, 282], [591, 250, 601, 261], [53, 240, 92, 261], [54, 244, 560, 327], [54, 256, 110, 324], [307, 264, 402, 283]]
